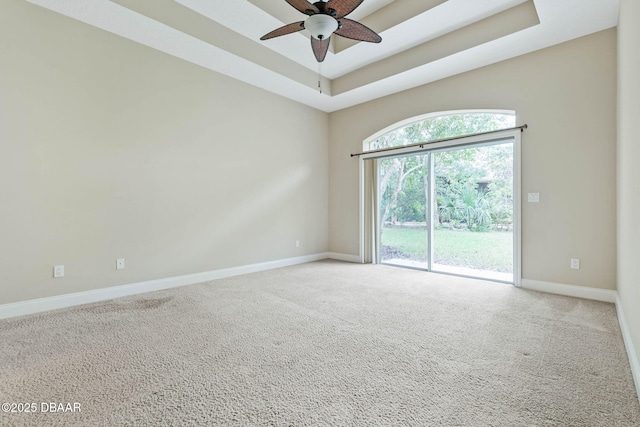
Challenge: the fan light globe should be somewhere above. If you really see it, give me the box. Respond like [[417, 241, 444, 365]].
[[304, 14, 338, 40]]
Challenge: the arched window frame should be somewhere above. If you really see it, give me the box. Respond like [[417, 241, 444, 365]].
[[363, 109, 516, 152]]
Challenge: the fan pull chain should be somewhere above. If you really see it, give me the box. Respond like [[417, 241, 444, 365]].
[[317, 62, 322, 94]]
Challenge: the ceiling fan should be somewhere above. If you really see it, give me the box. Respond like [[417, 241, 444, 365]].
[[260, 0, 382, 62]]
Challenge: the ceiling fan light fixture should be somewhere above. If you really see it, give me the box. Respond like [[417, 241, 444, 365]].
[[304, 14, 338, 40], [260, 0, 381, 63]]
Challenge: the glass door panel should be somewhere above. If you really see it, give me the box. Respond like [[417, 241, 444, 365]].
[[378, 154, 429, 269], [431, 143, 514, 282]]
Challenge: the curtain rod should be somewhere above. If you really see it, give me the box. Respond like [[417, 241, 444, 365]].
[[350, 124, 528, 158]]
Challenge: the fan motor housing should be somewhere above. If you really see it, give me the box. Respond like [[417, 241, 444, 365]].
[[312, 1, 336, 16]]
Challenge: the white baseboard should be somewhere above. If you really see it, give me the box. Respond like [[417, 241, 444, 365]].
[[520, 279, 617, 303], [616, 294, 640, 404], [326, 252, 361, 263], [0, 252, 330, 320]]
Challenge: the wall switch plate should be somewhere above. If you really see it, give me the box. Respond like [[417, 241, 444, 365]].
[[528, 193, 540, 203], [53, 265, 64, 278], [116, 258, 125, 270], [571, 259, 580, 270]]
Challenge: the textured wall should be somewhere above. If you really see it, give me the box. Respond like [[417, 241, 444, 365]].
[[0, 0, 329, 304], [329, 29, 617, 290]]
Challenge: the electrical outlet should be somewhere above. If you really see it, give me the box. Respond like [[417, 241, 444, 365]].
[[295, 240, 300, 248], [116, 258, 125, 270], [53, 265, 64, 278], [528, 193, 540, 203], [570, 259, 580, 270]]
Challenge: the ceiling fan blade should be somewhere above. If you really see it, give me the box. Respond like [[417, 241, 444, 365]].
[[260, 21, 305, 40], [286, 0, 319, 15], [335, 18, 382, 43], [326, 0, 364, 18], [311, 36, 331, 62]]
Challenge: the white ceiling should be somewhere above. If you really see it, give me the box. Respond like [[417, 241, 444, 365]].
[[27, 0, 619, 112]]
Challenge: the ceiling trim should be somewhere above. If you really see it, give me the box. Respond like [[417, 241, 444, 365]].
[[25, 0, 620, 112], [333, 0, 540, 95]]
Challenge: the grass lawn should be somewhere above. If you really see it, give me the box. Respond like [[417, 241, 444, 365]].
[[380, 227, 513, 272]]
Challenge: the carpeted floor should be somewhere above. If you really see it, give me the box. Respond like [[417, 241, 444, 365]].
[[1, 260, 639, 426]]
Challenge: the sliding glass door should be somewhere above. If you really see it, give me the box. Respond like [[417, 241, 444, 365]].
[[377, 140, 516, 283]]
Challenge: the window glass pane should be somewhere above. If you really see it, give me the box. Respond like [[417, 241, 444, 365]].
[[370, 112, 515, 150]]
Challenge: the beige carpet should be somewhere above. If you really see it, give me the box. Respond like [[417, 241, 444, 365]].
[[1, 260, 639, 426]]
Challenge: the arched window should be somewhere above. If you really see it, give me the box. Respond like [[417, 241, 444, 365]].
[[365, 110, 516, 151]]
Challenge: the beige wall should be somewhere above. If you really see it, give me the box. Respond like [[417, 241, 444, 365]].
[[617, 0, 640, 369], [0, 0, 329, 305], [329, 29, 617, 290]]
